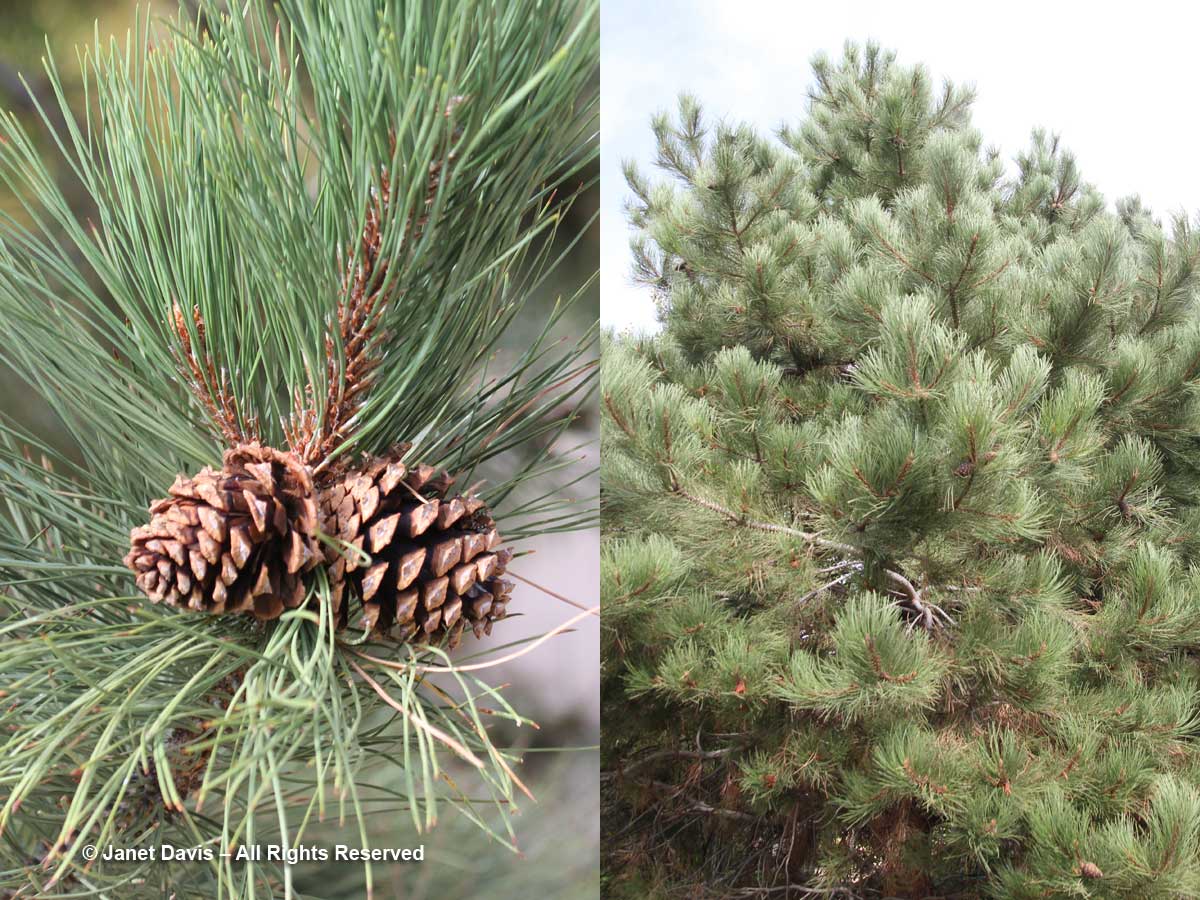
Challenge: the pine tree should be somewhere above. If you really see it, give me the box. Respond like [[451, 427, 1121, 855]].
[[0, 1, 597, 896], [602, 42, 1200, 898]]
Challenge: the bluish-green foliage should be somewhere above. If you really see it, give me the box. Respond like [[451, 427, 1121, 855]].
[[602, 41, 1200, 898], [0, 2, 597, 896]]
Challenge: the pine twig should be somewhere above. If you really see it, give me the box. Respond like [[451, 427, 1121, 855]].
[[671, 484, 955, 629], [797, 569, 857, 604], [289, 169, 395, 465], [291, 98, 467, 469], [607, 746, 735, 779], [171, 303, 255, 445], [629, 776, 759, 822], [883, 569, 955, 628], [672, 485, 844, 549]]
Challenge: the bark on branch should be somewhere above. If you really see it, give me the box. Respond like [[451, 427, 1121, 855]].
[[671, 485, 955, 628]]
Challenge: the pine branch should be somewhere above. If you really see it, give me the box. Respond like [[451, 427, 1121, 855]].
[[172, 302, 255, 445], [796, 568, 857, 604], [606, 746, 735, 778], [670, 484, 954, 628], [627, 776, 758, 822], [289, 169, 395, 466], [290, 99, 469, 470], [672, 484, 833, 546]]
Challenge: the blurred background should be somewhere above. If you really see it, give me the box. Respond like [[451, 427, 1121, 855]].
[[0, 2, 598, 897]]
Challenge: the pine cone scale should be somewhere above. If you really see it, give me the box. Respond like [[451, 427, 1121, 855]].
[[197, 505, 225, 541], [395, 588, 419, 621], [437, 497, 466, 528], [476, 552, 499, 581], [288, 530, 312, 573], [441, 595, 462, 628], [361, 560, 389, 601], [401, 502, 439, 538], [366, 513, 397, 551], [396, 547, 426, 590], [430, 537, 461, 576], [229, 527, 252, 567], [422, 577, 448, 610], [359, 485, 382, 521], [449, 562, 477, 596]]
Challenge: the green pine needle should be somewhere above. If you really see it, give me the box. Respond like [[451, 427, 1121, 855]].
[[0, 0, 598, 896]]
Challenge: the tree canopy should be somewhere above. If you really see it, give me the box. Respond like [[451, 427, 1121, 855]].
[[602, 41, 1200, 899]]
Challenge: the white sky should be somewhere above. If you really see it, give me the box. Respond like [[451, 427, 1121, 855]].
[[601, 0, 1200, 332]]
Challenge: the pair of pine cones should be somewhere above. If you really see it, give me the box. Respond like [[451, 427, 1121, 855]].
[[123, 443, 512, 645]]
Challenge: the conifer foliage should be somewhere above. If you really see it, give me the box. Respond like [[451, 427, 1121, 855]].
[[0, 1, 597, 895], [602, 43, 1200, 898]]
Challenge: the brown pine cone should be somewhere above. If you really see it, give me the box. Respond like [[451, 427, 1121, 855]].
[[320, 452, 512, 645], [124, 444, 320, 619], [1078, 861, 1103, 879]]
